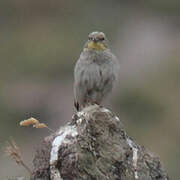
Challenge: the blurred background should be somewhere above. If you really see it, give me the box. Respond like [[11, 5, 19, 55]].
[[0, 0, 180, 179]]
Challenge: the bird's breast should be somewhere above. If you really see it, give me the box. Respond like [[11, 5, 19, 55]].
[[84, 51, 109, 66]]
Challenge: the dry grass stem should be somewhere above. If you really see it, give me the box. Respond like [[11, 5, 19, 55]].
[[5, 139, 32, 176], [20, 117, 39, 126], [20, 117, 55, 132]]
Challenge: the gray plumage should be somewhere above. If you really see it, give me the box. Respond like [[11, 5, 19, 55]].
[[74, 32, 119, 110]]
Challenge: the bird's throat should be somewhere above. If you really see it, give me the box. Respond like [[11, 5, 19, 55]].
[[88, 42, 106, 51]]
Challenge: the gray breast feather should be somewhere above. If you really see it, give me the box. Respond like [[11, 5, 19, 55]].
[[74, 50, 119, 108]]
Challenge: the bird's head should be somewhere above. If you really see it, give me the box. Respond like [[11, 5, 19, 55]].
[[84, 31, 108, 51]]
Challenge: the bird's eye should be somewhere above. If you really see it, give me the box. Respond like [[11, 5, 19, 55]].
[[99, 37, 105, 41]]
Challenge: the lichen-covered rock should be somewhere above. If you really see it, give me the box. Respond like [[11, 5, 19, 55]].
[[31, 134, 55, 180], [31, 105, 169, 180]]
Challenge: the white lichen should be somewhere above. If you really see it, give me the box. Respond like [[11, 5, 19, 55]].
[[127, 138, 139, 179], [50, 166, 63, 180], [50, 125, 78, 180], [77, 111, 86, 117], [84, 104, 99, 113], [77, 118, 83, 124], [115, 116, 120, 121], [76, 105, 99, 123], [101, 107, 110, 113]]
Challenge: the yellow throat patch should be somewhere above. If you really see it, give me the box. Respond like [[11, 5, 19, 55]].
[[88, 42, 106, 51]]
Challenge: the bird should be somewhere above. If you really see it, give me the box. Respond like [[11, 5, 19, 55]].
[[74, 31, 119, 111]]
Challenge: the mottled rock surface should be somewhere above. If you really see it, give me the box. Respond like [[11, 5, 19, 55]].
[[31, 105, 169, 180]]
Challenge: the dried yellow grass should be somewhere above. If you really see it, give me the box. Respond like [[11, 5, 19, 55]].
[[20, 117, 39, 126], [33, 123, 47, 128], [20, 117, 54, 132]]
